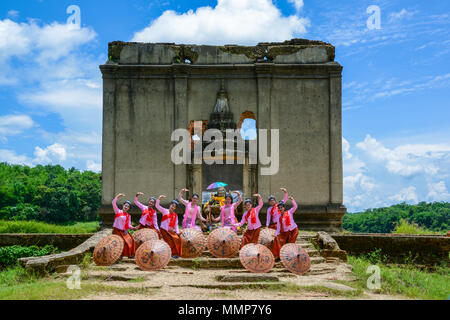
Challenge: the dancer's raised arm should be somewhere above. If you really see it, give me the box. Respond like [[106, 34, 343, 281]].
[[112, 193, 125, 213], [156, 195, 168, 214], [134, 192, 146, 211], [254, 194, 263, 212], [177, 188, 189, 206], [288, 196, 298, 214], [233, 191, 242, 208], [280, 187, 288, 203]]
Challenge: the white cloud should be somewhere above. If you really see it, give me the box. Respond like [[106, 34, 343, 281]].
[[343, 134, 450, 212], [86, 160, 101, 172], [131, 0, 309, 45], [389, 9, 418, 22], [0, 19, 96, 63], [342, 137, 352, 160], [356, 134, 450, 177], [388, 186, 419, 204], [427, 181, 450, 202], [19, 79, 102, 130], [343, 74, 450, 112], [288, 0, 304, 12], [7, 10, 19, 19], [0, 114, 34, 136], [0, 19, 32, 61], [344, 173, 376, 191], [343, 137, 367, 175], [33, 143, 67, 164], [0, 149, 32, 166]]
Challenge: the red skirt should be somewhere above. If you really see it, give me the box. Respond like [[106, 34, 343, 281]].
[[113, 228, 136, 258], [268, 223, 277, 230], [241, 227, 261, 248], [160, 228, 182, 256], [137, 224, 162, 239], [272, 227, 299, 258]]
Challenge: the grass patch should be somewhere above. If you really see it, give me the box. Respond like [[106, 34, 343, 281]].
[[127, 276, 146, 283], [268, 282, 362, 298], [0, 266, 38, 287], [0, 281, 157, 300], [190, 258, 202, 270], [0, 266, 157, 300], [345, 252, 450, 300], [209, 282, 362, 298], [0, 220, 100, 234], [0, 245, 59, 269], [392, 219, 444, 235]]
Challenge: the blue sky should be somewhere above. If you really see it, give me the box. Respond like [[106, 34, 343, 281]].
[[0, 0, 449, 211]]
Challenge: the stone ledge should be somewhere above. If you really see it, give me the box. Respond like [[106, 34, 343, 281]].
[[330, 233, 450, 264], [107, 39, 335, 65], [0, 233, 94, 250], [18, 229, 112, 274], [314, 231, 348, 262]]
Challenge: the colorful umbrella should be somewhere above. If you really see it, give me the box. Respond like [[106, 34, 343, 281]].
[[206, 182, 228, 190], [132, 228, 159, 250], [181, 228, 206, 258], [93, 235, 124, 266], [258, 227, 277, 250], [239, 243, 275, 273], [135, 239, 171, 271], [280, 243, 311, 275], [206, 227, 241, 258]]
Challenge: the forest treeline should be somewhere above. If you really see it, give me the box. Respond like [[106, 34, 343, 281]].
[[343, 202, 449, 233], [0, 163, 101, 224]]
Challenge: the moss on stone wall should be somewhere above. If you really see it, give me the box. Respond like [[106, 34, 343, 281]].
[[107, 38, 336, 64]]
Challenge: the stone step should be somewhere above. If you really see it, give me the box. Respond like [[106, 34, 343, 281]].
[[215, 274, 279, 282], [170, 282, 284, 290], [201, 247, 319, 257], [168, 256, 326, 269]]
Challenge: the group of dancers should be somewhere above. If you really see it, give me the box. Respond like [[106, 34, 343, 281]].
[[111, 187, 299, 260]]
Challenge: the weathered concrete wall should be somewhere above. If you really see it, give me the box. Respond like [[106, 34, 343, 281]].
[[99, 39, 346, 231], [330, 233, 450, 264], [0, 233, 93, 251]]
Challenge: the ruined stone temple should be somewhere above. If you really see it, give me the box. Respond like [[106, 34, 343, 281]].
[[98, 39, 346, 231]]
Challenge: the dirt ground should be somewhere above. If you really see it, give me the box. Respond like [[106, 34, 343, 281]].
[[67, 235, 409, 300]]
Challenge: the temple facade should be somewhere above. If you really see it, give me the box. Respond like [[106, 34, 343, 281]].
[[99, 39, 346, 231]]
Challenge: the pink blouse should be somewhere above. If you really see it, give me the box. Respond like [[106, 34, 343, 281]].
[[178, 196, 202, 229], [156, 199, 180, 233], [237, 197, 263, 230], [134, 196, 159, 230], [276, 200, 298, 235], [112, 198, 133, 232], [266, 192, 289, 227]]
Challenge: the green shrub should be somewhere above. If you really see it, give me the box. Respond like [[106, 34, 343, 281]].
[[0, 220, 100, 234], [392, 219, 442, 235], [0, 245, 59, 269], [0, 266, 37, 287], [0, 203, 40, 221]]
